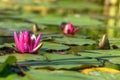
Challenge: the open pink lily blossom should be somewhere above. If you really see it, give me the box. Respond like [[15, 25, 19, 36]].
[[61, 23, 79, 35], [14, 30, 42, 53]]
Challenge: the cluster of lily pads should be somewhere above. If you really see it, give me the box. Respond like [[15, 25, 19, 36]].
[[13, 22, 79, 54], [0, 21, 119, 79]]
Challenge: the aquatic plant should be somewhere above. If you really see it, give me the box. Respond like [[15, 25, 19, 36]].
[[61, 23, 79, 35], [14, 30, 42, 53]]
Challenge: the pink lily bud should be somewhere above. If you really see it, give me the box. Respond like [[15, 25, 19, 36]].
[[14, 30, 43, 53], [60, 22, 66, 30], [61, 23, 79, 35]]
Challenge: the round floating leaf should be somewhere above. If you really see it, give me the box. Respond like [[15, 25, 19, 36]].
[[78, 50, 120, 70], [31, 53, 101, 69], [0, 56, 17, 72], [42, 42, 70, 51], [0, 53, 101, 69], [0, 54, 41, 62], [0, 74, 21, 80], [64, 16, 102, 27], [0, 43, 14, 48], [56, 0, 102, 10], [53, 37, 96, 46], [23, 69, 98, 80], [1, 69, 120, 80], [78, 50, 120, 64], [41, 33, 63, 41], [41, 33, 89, 41], [0, 22, 47, 35], [31, 15, 102, 27], [31, 17, 63, 26]]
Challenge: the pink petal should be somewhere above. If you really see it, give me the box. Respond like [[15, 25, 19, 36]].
[[23, 30, 30, 45], [14, 32, 19, 49], [14, 30, 42, 53], [24, 43, 29, 52], [73, 27, 79, 33], [23, 31, 31, 52], [19, 32, 24, 53], [64, 23, 74, 34]]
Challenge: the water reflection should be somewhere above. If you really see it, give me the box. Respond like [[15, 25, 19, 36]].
[[103, 0, 120, 38]]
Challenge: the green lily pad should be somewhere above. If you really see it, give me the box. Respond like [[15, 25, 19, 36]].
[[31, 15, 102, 27], [0, 69, 120, 80], [0, 22, 46, 33], [0, 74, 20, 80], [0, 56, 17, 77], [30, 53, 101, 69], [0, 53, 101, 69], [41, 33, 63, 41], [0, 54, 41, 62], [42, 42, 70, 51], [37, 54, 100, 69], [56, 0, 102, 10], [53, 37, 96, 46], [25, 69, 95, 80], [78, 50, 120, 64], [0, 56, 16, 71], [64, 16, 102, 27], [41, 33, 89, 41], [0, 43, 14, 48], [31, 17, 63, 26]]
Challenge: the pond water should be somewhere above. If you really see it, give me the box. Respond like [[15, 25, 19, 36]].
[[0, 1, 119, 54], [0, 0, 120, 80]]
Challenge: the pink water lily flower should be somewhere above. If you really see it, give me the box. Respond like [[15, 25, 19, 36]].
[[61, 23, 79, 35], [14, 30, 42, 53]]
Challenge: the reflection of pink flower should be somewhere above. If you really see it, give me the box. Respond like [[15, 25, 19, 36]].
[[14, 30, 42, 53], [61, 23, 79, 35]]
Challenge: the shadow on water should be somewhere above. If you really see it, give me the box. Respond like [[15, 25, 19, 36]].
[[0, 28, 14, 44], [0, 36, 13, 45]]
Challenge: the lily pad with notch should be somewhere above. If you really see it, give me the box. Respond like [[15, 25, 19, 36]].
[[29, 53, 101, 69], [78, 50, 120, 65]]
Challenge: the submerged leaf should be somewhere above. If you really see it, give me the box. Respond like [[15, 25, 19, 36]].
[[0, 56, 17, 77]]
